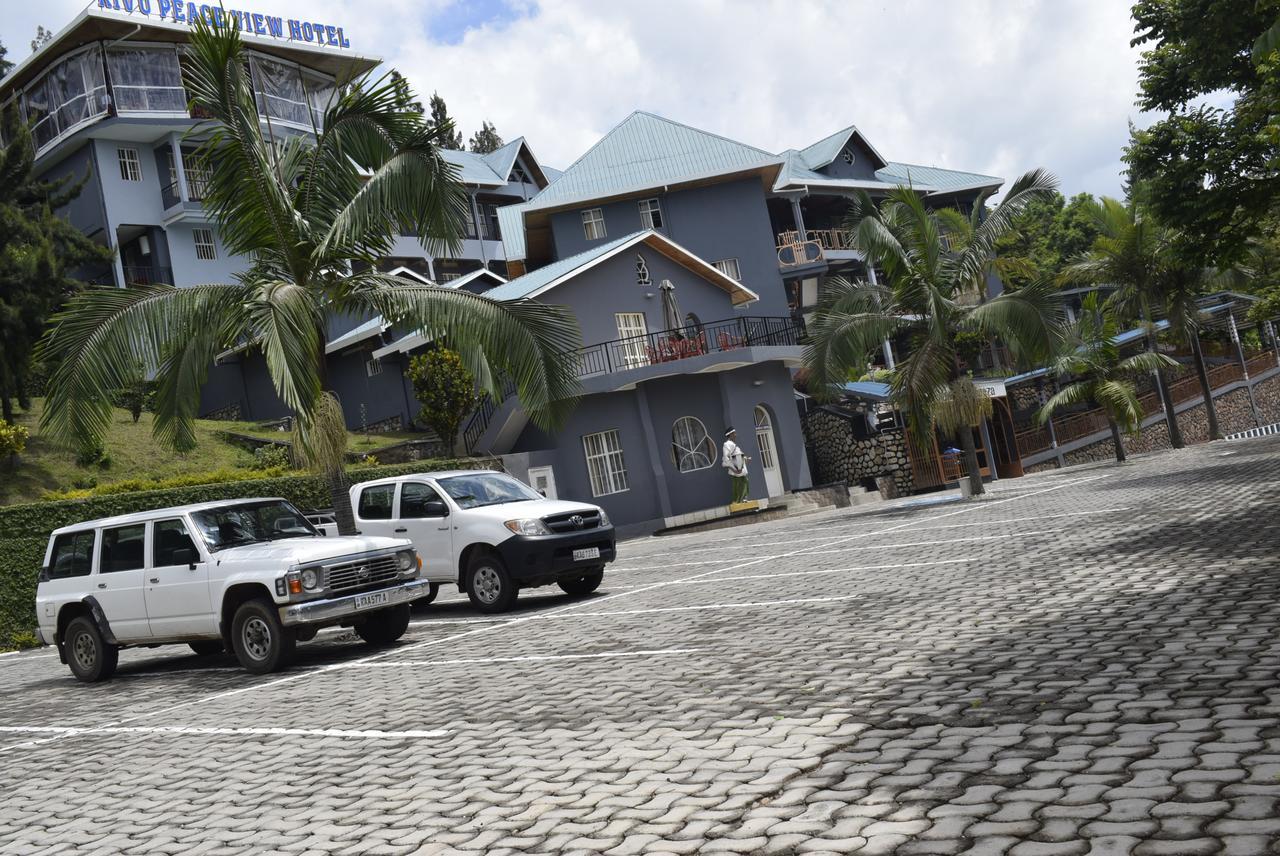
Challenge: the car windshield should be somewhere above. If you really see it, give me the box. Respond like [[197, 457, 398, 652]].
[[190, 500, 318, 551], [438, 473, 543, 510]]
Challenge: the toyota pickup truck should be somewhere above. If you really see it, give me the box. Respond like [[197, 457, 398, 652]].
[[35, 497, 428, 682], [350, 470, 616, 613]]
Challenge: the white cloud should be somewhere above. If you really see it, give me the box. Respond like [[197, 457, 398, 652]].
[[5, 0, 1147, 197]]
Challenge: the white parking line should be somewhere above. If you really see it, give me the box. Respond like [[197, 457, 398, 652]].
[[546, 594, 862, 619], [799, 528, 1065, 555], [0, 725, 449, 739], [0, 472, 1106, 753], [353, 647, 701, 668], [607, 558, 977, 588]]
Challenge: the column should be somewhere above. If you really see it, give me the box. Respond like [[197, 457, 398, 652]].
[[170, 133, 189, 203], [866, 265, 895, 369], [789, 196, 806, 239], [470, 192, 488, 265], [634, 385, 674, 520], [1230, 312, 1262, 426]]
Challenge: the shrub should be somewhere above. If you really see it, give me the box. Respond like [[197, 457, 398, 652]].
[[407, 348, 477, 453], [75, 437, 107, 468], [252, 444, 293, 470], [0, 421, 29, 462]]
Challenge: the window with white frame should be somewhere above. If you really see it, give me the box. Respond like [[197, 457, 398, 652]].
[[366, 357, 383, 377], [671, 416, 716, 473], [193, 228, 217, 260], [712, 258, 742, 281], [583, 429, 628, 496], [581, 208, 606, 241], [615, 312, 649, 367], [638, 197, 663, 230], [117, 147, 142, 182]]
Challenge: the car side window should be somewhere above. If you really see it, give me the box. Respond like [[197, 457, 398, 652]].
[[399, 482, 443, 518], [100, 524, 146, 573], [358, 484, 395, 520], [153, 519, 198, 567], [48, 531, 95, 579]]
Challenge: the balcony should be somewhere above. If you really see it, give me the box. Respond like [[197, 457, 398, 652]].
[[122, 265, 174, 286], [162, 164, 213, 218], [776, 229, 862, 269], [571, 316, 801, 379]]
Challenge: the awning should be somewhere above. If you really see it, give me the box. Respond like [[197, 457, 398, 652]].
[[371, 330, 433, 360], [325, 316, 388, 355]]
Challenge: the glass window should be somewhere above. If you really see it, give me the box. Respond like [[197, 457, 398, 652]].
[[47, 531, 95, 579], [250, 54, 309, 126], [615, 312, 649, 368], [106, 46, 186, 113], [153, 519, 199, 567], [358, 484, 395, 520], [117, 147, 142, 182], [191, 500, 317, 551], [437, 473, 542, 510], [366, 358, 382, 377], [24, 45, 109, 151], [639, 198, 663, 230], [583, 430, 628, 496], [99, 524, 146, 573], [671, 417, 716, 473], [712, 258, 742, 281], [399, 482, 444, 518], [193, 228, 217, 260], [582, 208, 606, 241]]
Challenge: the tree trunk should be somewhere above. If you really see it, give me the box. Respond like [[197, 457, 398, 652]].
[[1147, 331, 1184, 449], [1189, 334, 1221, 440], [327, 466, 357, 536], [0, 393, 12, 424], [1107, 416, 1127, 464], [958, 426, 984, 497]]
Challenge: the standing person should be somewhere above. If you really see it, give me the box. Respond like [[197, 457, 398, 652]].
[[722, 427, 751, 504]]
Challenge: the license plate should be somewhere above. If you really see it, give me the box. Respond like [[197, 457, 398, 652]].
[[353, 591, 390, 610], [573, 547, 601, 562]]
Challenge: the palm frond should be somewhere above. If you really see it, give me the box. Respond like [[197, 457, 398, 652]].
[[1037, 381, 1095, 425]]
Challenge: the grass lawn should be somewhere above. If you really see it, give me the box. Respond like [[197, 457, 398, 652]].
[[216, 420, 428, 451], [2, 399, 257, 506]]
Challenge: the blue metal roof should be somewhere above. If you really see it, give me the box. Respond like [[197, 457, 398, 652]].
[[325, 316, 387, 354], [1004, 320, 1172, 385], [480, 137, 525, 183], [497, 202, 530, 260], [483, 232, 647, 302], [774, 149, 930, 193], [440, 148, 507, 187], [875, 162, 1003, 193], [520, 111, 782, 212], [798, 125, 889, 170], [843, 381, 892, 401]]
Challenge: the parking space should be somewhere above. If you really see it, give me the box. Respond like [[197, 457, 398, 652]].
[[2, 437, 1280, 854]]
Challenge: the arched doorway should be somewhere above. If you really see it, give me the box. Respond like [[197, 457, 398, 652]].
[[754, 405, 785, 497]]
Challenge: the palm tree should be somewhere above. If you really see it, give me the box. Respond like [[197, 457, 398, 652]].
[[1038, 294, 1177, 463], [38, 17, 580, 534], [1060, 197, 1193, 446], [805, 170, 1063, 497]]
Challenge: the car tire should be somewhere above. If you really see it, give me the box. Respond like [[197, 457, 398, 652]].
[[64, 615, 118, 683], [558, 567, 604, 597], [466, 552, 518, 614], [188, 641, 224, 657], [355, 603, 411, 646], [230, 598, 295, 675], [415, 582, 441, 606]]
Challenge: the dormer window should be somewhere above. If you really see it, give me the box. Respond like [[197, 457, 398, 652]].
[[511, 162, 531, 183], [636, 254, 651, 286], [639, 198, 663, 230], [842, 147, 855, 165], [582, 208, 606, 241]]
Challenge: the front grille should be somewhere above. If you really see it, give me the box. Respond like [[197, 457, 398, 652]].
[[325, 554, 400, 593], [544, 510, 601, 533]]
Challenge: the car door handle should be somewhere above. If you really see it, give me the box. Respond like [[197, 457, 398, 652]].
[[394, 527, 407, 533], [149, 577, 159, 584], [97, 583, 106, 589]]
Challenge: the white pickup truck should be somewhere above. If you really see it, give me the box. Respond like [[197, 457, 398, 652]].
[[350, 470, 616, 613], [35, 497, 430, 682]]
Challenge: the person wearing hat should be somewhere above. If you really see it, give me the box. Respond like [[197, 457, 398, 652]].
[[722, 427, 751, 504]]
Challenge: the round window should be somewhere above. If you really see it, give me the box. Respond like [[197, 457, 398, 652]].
[[671, 416, 715, 473]]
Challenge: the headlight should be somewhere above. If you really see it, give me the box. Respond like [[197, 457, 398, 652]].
[[504, 518, 551, 536], [597, 509, 611, 527], [396, 550, 416, 572], [300, 567, 321, 591]]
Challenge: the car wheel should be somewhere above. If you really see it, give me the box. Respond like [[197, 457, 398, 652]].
[[558, 567, 604, 597], [230, 598, 295, 675], [466, 553, 518, 614], [415, 582, 441, 606], [64, 616, 118, 683], [188, 641, 224, 657], [355, 603, 411, 646]]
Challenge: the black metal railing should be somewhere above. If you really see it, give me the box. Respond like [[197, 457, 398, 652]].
[[461, 376, 518, 454], [571, 316, 800, 378], [122, 265, 174, 286]]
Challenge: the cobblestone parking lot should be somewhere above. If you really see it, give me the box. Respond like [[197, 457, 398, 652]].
[[2, 437, 1280, 855]]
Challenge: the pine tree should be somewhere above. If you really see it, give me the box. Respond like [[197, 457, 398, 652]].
[[389, 71, 423, 114], [427, 92, 464, 150], [30, 26, 52, 54], [0, 39, 13, 78], [0, 105, 113, 421], [468, 121, 504, 154]]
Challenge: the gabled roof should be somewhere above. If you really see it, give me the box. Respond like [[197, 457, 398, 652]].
[[520, 111, 783, 213], [439, 149, 509, 187], [875, 162, 1003, 195], [497, 203, 530, 260], [445, 268, 507, 290], [481, 137, 550, 189], [774, 149, 935, 194], [799, 125, 889, 171], [483, 230, 759, 306], [325, 316, 388, 355]]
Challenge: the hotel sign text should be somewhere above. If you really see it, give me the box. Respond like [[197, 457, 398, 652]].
[[96, 0, 352, 49]]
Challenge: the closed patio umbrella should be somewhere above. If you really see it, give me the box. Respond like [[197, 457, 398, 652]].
[[659, 279, 684, 333]]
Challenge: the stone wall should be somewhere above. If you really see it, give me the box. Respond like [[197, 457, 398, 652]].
[[1252, 373, 1280, 425], [802, 407, 913, 494]]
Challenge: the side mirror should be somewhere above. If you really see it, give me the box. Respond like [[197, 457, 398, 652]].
[[171, 546, 197, 568], [423, 500, 449, 518]]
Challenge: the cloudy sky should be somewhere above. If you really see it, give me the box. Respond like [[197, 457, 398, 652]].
[[3, 1, 1150, 198]]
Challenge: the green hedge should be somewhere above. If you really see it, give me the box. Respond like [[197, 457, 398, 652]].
[[0, 457, 499, 650]]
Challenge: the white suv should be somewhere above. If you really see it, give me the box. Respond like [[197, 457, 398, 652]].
[[350, 470, 616, 613], [35, 497, 430, 682]]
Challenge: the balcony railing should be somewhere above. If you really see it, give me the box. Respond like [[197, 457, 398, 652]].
[[122, 265, 174, 286], [162, 164, 213, 210], [571, 316, 801, 379]]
